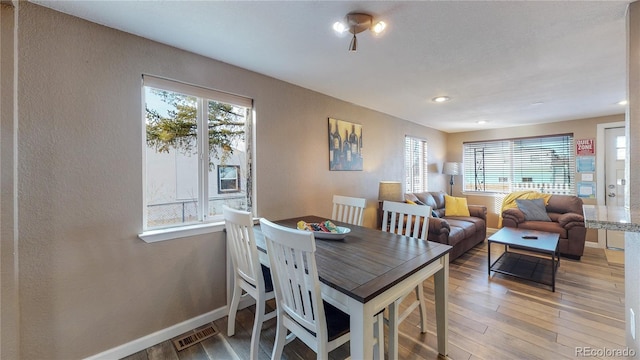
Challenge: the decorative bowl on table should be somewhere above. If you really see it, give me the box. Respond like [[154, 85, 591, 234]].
[[297, 220, 351, 240]]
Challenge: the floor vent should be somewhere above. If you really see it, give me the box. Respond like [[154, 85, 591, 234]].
[[172, 326, 219, 351]]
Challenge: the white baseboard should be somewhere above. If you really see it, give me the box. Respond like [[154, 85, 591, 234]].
[[84, 306, 229, 360]]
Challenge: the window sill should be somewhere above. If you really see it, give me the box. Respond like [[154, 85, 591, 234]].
[[138, 222, 226, 243]]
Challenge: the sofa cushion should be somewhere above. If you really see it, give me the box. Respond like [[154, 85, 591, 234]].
[[446, 220, 476, 245], [445, 195, 470, 216], [405, 193, 420, 203], [516, 198, 551, 221], [419, 193, 438, 209], [546, 194, 584, 214], [445, 216, 485, 233], [430, 191, 446, 210], [404, 194, 438, 217], [406, 191, 448, 211], [446, 226, 466, 246]]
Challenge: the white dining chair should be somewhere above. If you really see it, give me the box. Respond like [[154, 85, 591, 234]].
[[259, 218, 384, 360], [332, 195, 366, 226], [381, 200, 431, 360], [224, 206, 276, 360]]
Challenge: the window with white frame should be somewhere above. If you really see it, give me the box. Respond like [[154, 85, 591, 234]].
[[462, 134, 575, 195], [142, 75, 252, 230], [405, 136, 428, 193]]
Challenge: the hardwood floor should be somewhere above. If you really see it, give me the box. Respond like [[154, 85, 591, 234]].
[[122, 243, 625, 360]]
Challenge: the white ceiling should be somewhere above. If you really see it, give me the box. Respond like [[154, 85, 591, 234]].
[[33, 0, 631, 133]]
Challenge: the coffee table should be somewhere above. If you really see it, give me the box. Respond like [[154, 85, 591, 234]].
[[488, 227, 560, 291]]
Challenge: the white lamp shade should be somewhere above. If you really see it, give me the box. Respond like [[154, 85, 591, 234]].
[[378, 181, 403, 202], [443, 162, 460, 176]]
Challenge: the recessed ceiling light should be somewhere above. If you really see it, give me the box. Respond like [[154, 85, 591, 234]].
[[432, 96, 450, 103], [477, 120, 487, 124], [618, 100, 628, 106]]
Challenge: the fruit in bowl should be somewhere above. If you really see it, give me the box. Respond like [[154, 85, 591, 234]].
[[297, 220, 339, 233]]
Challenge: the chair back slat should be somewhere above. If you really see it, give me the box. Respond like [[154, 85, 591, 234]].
[[332, 195, 366, 226], [381, 201, 431, 240], [224, 206, 262, 287], [259, 219, 326, 340], [380, 201, 431, 360]]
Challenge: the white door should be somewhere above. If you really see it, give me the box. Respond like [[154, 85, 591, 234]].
[[605, 126, 625, 249]]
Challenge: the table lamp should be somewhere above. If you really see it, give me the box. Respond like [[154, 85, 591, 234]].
[[443, 162, 460, 195]]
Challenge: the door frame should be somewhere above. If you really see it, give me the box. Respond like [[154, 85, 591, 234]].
[[596, 121, 626, 248]]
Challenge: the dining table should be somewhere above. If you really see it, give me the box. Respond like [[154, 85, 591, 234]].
[[252, 215, 452, 359]]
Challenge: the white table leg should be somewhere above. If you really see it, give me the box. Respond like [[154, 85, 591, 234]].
[[388, 298, 400, 360], [434, 254, 449, 356], [348, 299, 374, 360]]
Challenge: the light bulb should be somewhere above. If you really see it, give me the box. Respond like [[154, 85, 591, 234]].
[[372, 21, 387, 34], [333, 21, 347, 34]]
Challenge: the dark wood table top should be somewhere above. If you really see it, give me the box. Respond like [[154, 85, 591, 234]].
[[253, 215, 452, 303], [488, 227, 559, 253]]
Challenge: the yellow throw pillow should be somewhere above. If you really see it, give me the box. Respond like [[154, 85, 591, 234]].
[[444, 195, 470, 216], [406, 199, 417, 205]]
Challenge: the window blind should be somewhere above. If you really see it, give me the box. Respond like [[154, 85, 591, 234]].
[[405, 136, 428, 193], [462, 134, 574, 195]]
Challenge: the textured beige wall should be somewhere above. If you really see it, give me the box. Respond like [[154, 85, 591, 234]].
[[252, 79, 448, 228], [447, 114, 625, 244], [4, 3, 447, 358]]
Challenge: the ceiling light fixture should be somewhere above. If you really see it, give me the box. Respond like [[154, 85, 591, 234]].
[[432, 96, 451, 103], [618, 100, 628, 106], [334, 12, 386, 52]]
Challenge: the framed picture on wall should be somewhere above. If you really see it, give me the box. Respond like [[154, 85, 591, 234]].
[[218, 165, 240, 193], [328, 117, 363, 171]]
